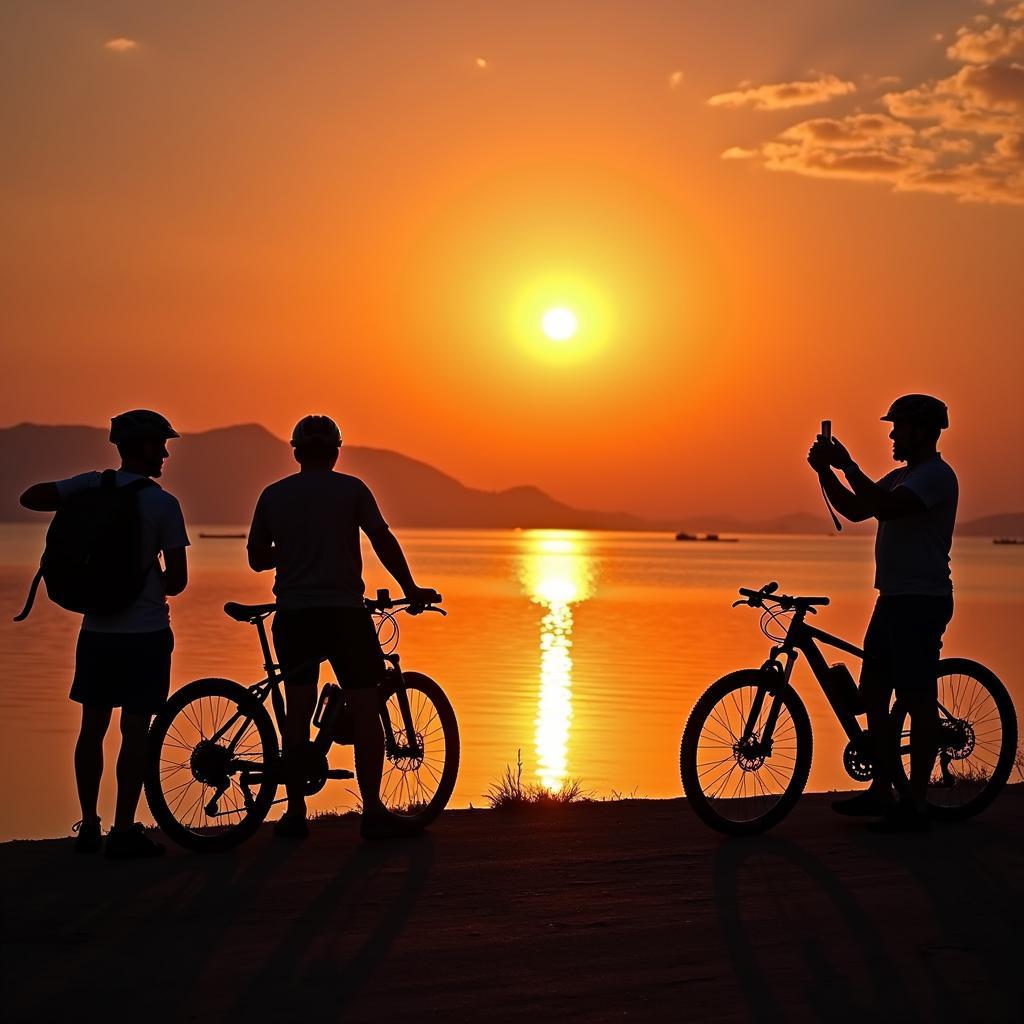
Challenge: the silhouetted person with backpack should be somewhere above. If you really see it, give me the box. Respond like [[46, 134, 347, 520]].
[[247, 415, 439, 840], [19, 410, 189, 857], [808, 394, 956, 833]]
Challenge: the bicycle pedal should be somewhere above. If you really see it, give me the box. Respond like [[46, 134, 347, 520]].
[[325, 768, 355, 780]]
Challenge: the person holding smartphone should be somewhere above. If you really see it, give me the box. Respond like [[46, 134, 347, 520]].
[[807, 395, 957, 833]]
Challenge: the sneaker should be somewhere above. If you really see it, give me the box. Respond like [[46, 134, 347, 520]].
[[360, 813, 420, 842], [104, 823, 167, 860], [72, 817, 103, 855], [831, 791, 897, 818], [866, 801, 932, 834], [273, 811, 310, 839]]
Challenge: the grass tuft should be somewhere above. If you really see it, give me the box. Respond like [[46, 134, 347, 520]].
[[485, 750, 592, 810]]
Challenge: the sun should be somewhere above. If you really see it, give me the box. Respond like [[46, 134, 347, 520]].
[[541, 307, 578, 342]]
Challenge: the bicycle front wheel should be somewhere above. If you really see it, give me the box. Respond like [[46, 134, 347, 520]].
[[893, 658, 1017, 821], [146, 678, 280, 852], [680, 669, 813, 836], [376, 671, 459, 830]]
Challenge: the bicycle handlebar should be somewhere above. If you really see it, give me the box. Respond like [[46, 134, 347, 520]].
[[734, 583, 829, 612], [365, 589, 447, 616]]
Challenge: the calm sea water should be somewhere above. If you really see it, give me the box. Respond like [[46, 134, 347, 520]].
[[1, 524, 1020, 840]]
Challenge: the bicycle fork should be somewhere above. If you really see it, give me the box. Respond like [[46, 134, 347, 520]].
[[380, 653, 423, 759], [740, 651, 796, 753]]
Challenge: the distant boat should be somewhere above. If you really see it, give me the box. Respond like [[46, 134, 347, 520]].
[[199, 532, 246, 540], [675, 531, 739, 543], [993, 537, 1024, 545]]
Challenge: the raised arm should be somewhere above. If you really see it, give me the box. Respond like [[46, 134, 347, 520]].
[[808, 441, 871, 522], [841, 464, 924, 521], [19, 482, 60, 512], [815, 467, 873, 523], [809, 435, 924, 522]]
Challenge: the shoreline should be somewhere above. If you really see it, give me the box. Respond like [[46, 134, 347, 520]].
[[0, 782, 999, 847], [2, 781, 1022, 846]]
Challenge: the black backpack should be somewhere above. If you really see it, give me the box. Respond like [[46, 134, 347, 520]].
[[14, 470, 156, 621]]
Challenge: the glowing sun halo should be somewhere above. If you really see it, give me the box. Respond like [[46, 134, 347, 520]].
[[541, 307, 578, 342]]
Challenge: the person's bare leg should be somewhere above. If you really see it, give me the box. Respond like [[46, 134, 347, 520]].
[[348, 688, 385, 816], [75, 705, 112, 822], [864, 680, 896, 797], [113, 712, 152, 830], [904, 692, 938, 812], [283, 684, 317, 818], [833, 676, 896, 816]]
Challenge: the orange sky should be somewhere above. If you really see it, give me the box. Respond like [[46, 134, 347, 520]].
[[2, 1, 1022, 520]]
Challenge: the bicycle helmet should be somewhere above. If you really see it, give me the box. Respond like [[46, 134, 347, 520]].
[[881, 394, 948, 429], [290, 414, 342, 448], [109, 409, 180, 445]]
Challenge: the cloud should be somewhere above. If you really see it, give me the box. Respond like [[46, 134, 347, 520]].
[[668, 70, 685, 89], [725, 92, 1024, 206], [707, 74, 855, 111], [779, 113, 914, 148], [884, 63, 1024, 132], [761, 141, 916, 181], [946, 22, 1024, 62], [721, 146, 758, 159], [709, 5, 1024, 207], [995, 131, 1024, 156], [862, 73, 902, 89], [104, 37, 137, 53]]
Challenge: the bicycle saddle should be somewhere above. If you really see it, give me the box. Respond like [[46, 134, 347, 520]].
[[223, 601, 277, 623]]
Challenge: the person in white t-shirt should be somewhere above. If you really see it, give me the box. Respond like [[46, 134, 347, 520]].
[[20, 410, 189, 858], [808, 394, 957, 833]]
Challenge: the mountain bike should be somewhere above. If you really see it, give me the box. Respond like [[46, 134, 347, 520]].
[[145, 590, 459, 851], [679, 582, 1017, 835]]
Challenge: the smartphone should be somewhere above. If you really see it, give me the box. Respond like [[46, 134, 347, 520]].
[[821, 419, 832, 440]]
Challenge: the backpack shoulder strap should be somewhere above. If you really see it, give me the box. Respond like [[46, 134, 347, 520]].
[[13, 567, 43, 622]]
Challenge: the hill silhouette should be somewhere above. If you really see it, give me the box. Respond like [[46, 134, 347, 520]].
[[956, 511, 1024, 537], [2, 424, 1016, 534], [0, 424, 651, 530]]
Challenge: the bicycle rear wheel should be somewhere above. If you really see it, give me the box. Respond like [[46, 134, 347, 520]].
[[680, 669, 813, 836], [376, 671, 459, 830], [893, 658, 1017, 821], [146, 678, 279, 851]]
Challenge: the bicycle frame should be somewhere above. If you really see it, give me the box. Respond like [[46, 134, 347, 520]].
[[204, 612, 424, 770], [749, 607, 866, 748]]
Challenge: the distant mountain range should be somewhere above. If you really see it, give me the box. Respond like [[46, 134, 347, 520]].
[[1, 424, 1020, 536], [0, 424, 650, 530]]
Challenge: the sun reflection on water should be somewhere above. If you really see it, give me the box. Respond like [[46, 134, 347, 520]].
[[520, 532, 596, 791]]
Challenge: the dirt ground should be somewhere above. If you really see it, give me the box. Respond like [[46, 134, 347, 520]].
[[4, 790, 1022, 1023]]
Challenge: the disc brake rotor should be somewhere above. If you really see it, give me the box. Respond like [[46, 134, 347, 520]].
[[843, 738, 874, 782], [388, 730, 425, 771], [734, 736, 766, 771], [940, 717, 976, 760]]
